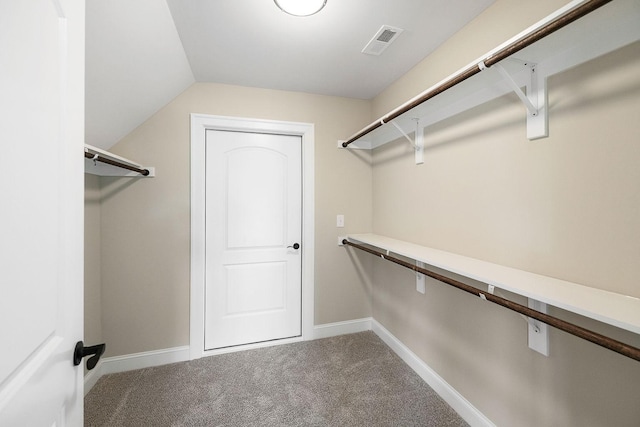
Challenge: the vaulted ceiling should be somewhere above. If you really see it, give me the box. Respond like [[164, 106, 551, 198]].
[[85, 0, 495, 149]]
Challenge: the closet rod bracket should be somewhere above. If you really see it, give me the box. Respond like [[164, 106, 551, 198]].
[[493, 63, 538, 116], [416, 260, 426, 294], [490, 283, 548, 355], [528, 299, 549, 356], [390, 119, 424, 165], [489, 62, 548, 140]]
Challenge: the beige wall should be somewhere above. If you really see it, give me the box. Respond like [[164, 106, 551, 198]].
[[367, 0, 640, 425], [100, 83, 373, 357], [84, 174, 102, 350]]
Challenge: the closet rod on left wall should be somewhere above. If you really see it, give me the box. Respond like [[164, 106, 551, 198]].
[[84, 151, 150, 176]]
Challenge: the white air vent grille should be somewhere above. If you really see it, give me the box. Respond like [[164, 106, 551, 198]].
[[362, 25, 404, 56], [376, 29, 397, 43]]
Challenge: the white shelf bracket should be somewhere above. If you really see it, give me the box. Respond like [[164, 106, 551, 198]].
[[525, 64, 548, 140], [389, 119, 424, 165], [416, 261, 426, 294], [414, 119, 424, 165], [493, 63, 538, 115], [492, 63, 548, 140], [390, 120, 417, 148], [490, 284, 549, 356], [528, 298, 549, 356]]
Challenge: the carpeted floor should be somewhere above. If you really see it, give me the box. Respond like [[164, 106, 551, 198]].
[[85, 332, 468, 426]]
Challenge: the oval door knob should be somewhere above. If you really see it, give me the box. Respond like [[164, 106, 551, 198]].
[[287, 243, 300, 250], [74, 341, 106, 371]]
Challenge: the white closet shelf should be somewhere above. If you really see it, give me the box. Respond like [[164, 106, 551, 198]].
[[346, 233, 640, 335], [341, 0, 640, 151], [84, 144, 155, 177]]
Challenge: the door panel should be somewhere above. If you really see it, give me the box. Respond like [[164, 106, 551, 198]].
[[205, 130, 301, 350], [0, 0, 83, 424], [225, 262, 287, 315], [226, 147, 286, 248]]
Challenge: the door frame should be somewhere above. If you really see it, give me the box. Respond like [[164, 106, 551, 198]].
[[189, 114, 314, 359]]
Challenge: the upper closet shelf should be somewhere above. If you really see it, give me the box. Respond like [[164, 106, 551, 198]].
[[346, 233, 640, 336], [341, 0, 640, 152], [84, 144, 155, 177]]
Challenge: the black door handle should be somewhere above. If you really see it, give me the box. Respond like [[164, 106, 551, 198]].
[[74, 341, 106, 370], [287, 243, 300, 250]]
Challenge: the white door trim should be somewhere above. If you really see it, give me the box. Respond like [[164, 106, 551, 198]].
[[190, 114, 315, 360]]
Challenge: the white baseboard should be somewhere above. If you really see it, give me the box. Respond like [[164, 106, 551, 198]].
[[84, 346, 190, 395], [371, 320, 495, 427], [100, 345, 191, 376], [312, 317, 373, 339], [83, 365, 103, 396]]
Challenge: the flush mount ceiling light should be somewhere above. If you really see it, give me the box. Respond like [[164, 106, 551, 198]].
[[274, 0, 327, 17]]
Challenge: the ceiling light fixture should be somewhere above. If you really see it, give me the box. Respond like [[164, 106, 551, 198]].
[[274, 0, 327, 17]]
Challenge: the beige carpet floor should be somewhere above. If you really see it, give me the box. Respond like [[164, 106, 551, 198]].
[[85, 331, 468, 426]]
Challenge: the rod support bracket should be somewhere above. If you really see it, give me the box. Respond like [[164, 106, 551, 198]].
[[416, 261, 426, 294], [528, 298, 549, 356], [389, 119, 424, 165], [491, 62, 548, 140], [493, 63, 538, 115]]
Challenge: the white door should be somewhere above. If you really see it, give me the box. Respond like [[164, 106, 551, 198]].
[[0, 0, 84, 425], [205, 130, 302, 350]]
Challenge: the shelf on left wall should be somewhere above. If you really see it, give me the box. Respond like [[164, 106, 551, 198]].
[[84, 144, 155, 177]]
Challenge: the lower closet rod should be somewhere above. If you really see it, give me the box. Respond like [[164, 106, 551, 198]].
[[342, 239, 640, 362], [84, 151, 150, 176]]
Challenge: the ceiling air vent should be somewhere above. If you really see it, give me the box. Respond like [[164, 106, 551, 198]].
[[362, 25, 404, 56]]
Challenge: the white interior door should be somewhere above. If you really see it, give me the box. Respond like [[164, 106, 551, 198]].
[[0, 0, 84, 424], [205, 130, 302, 350]]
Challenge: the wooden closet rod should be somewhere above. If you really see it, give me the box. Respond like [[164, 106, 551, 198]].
[[342, 239, 640, 362], [84, 151, 150, 176], [342, 0, 612, 148]]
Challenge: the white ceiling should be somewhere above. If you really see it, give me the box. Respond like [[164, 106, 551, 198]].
[[85, 0, 495, 149]]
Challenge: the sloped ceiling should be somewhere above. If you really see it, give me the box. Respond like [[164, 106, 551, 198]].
[[85, 0, 495, 149], [85, 0, 195, 149]]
